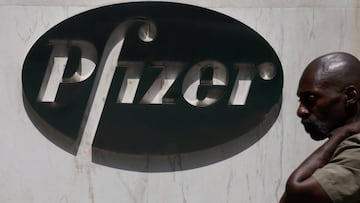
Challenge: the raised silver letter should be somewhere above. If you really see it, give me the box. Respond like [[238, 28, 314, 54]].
[[117, 61, 144, 104], [141, 62, 184, 104], [229, 63, 256, 105], [38, 40, 97, 102], [182, 60, 228, 107]]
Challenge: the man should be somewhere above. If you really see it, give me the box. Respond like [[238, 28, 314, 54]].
[[280, 52, 360, 203]]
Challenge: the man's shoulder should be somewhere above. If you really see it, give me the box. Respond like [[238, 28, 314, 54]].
[[313, 134, 360, 203], [334, 132, 360, 157], [345, 133, 360, 144]]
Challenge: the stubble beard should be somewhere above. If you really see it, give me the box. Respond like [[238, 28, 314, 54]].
[[301, 119, 331, 140]]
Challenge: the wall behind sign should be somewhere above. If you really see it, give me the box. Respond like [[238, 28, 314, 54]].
[[1, 0, 360, 202]]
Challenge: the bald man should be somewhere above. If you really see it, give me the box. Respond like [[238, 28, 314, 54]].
[[280, 52, 360, 203]]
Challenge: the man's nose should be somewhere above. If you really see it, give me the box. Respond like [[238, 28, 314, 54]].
[[297, 104, 310, 118]]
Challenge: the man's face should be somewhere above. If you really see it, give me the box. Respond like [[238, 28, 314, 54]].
[[296, 69, 346, 140]]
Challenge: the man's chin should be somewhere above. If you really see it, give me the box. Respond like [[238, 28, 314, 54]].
[[304, 126, 329, 140], [302, 121, 330, 141], [309, 133, 328, 141]]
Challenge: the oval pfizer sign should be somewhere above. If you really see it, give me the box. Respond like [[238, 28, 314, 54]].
[[22, 2, 283, 156]]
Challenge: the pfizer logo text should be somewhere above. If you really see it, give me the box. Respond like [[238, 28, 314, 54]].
[[22, 2, 283, 155]]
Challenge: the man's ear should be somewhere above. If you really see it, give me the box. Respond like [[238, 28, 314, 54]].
[[344, 85, 359, 107]]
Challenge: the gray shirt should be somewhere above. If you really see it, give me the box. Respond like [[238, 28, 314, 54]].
[[313, 133, 360, 203]]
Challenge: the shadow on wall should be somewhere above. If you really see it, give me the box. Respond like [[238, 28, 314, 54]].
[[91, 97, 282, 172], [23, 93, 79, 155], [24, 92, 281, 172]]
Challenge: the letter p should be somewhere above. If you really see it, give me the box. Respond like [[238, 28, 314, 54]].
[[38, 40, 97, 102]]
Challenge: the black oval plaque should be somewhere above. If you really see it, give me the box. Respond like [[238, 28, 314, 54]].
[[22, 2, 283, 156]]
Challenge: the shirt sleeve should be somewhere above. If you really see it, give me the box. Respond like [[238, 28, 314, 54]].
[[313, 134, 360, 203]]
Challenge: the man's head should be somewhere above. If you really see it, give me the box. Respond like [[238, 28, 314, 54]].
[[297, 52, 360, 140]]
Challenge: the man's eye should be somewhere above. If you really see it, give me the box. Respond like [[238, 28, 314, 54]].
[[307, 95, 316, 101], [299, 94, 317, 105]]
